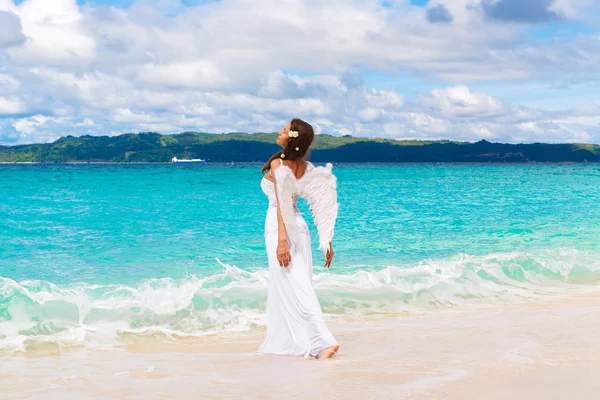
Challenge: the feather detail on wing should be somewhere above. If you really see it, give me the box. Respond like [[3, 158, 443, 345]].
[[273, 164, 299, 246], [300, 163, 339, 258]]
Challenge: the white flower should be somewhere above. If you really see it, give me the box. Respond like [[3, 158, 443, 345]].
[[295, 147, 299, 151], [280, 153, 286, 158], [288, 130, 299, 138]]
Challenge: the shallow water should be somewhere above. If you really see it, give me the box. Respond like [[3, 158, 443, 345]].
[[1, 163, 600, 351]]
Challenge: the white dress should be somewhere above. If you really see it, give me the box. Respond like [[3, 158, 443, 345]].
[[258, 161, 339, 358]]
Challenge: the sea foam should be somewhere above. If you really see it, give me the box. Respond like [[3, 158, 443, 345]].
[[1, 248, 599, 353]]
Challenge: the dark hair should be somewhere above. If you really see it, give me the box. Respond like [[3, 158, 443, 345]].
[[262, 118, 315, 174]]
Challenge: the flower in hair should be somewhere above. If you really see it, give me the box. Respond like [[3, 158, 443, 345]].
[[295, 147, 299, 151], [280, 153, 286, 158], [288, 130, 299, 138]]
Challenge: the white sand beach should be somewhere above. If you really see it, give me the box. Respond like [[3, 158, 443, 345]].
[[3, 294, 600, 399]]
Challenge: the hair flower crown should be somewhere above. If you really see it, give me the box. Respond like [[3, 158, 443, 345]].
[[288, 130, 299, 138]]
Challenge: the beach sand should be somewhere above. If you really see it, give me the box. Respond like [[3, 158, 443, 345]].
[[2, 295, 600, 399]]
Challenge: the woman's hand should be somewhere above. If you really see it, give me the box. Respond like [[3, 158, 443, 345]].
[[277, 239, 291, 267], [324, 242, 334, 268]]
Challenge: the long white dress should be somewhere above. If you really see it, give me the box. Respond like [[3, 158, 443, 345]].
[[258, 161, 339, 358]]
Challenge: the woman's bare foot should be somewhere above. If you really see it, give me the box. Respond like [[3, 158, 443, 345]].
[[316, 345, 339, 360]]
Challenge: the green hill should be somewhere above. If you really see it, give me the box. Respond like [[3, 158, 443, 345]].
[[1, 132, 599, 163]]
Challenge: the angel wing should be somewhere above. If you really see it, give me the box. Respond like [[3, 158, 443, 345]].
[[273, 164, 299, 246], [299, 163, 339, 257]]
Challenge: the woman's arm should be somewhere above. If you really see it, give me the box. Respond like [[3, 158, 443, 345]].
[[324, 241, 334, 269], [271, 160, 291, 268]]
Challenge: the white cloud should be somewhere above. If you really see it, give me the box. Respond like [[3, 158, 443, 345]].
[[2, 70, 599, 144], [112, 108, 157, 124], [419, 85, 506, 118], [358, 108, 383, 122], [401, 112, 453, 135], [76, 117, 95, 127], [366, 89, 405, 109], [0, 10, 25, 48], [12, 114, 53, 134], [551, 0, 596, 20], [0, 0, 599, 145], [0, 96, 26, 115], [137, 61, 230, 89], [0, 74, 20, 92], [6, 0, 96, 66]]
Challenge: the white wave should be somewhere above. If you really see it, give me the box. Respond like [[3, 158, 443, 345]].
[[1, 248, 599, 353]]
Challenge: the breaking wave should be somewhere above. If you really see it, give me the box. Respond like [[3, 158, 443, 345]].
[[2, 248, 600, 353]]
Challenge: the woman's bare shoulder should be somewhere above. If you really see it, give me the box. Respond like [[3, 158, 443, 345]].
[[281, 159, 310, 168], [270, 158, 282, 170], [270, 159, 311, 179]]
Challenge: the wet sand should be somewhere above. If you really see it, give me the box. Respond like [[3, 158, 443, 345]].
[[2, 296, 600, 399]]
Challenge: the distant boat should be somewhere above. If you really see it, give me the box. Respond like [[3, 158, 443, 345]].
[[171, 156, 206, 164]]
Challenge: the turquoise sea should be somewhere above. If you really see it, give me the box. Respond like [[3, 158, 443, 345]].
[[1, 163, 600, 352]]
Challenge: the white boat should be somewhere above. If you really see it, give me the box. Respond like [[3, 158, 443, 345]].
[[171, 156, 206, 164]]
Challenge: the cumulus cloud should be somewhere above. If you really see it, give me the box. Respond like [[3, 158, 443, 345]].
[[482, 0, 562, 23], [0, 73, 20, 92], [0, 11, 26, 48], [0, 96, 26, 115], [137, 61, 230, 90], [551, 0, 597, 21], [0, 0, 598, 145], [6, 0, 96, 66], [426, 4, 453, 24], [419, 85, 506, 118]]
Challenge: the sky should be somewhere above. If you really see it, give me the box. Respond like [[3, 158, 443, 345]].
[[0, 0, 599, 145]]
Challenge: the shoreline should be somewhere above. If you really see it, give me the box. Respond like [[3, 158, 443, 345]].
[[3, 294, 600, 399], [2, 161, 600, 165]]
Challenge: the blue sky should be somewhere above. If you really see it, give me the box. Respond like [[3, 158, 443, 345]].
[[1, 0, 599, 144]]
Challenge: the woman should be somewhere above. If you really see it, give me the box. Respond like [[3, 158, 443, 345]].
[[258, 118, 340, 360]]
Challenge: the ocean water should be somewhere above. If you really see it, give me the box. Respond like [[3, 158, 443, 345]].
[[1, 163, 600, 352]]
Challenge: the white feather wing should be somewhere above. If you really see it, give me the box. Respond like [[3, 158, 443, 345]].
[[300, 163, 339, 257]]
